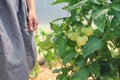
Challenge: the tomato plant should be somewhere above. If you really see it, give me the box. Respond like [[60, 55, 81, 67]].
[[49, 0, 120, 80], [35, 29, 57, 68]]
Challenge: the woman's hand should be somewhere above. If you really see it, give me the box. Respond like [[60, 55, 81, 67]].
[[27, 10, 38, 32], [26, 0, 38, 32]]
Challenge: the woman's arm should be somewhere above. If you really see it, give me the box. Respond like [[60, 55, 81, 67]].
[[27, 0, 35, 11], [26, 0, 38, 32]]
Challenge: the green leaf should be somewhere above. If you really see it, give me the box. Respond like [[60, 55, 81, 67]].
[[52, 68, 62, 73], [100, 75, 114, 80], [63, 52, 77, 64], [62, 67, 68, 75], [82, 36, 103, 57], [103, 32, 116, 41], [65, 0, 88, 11], [114, 11, 120, 23], [91, 0, 101, 5], [51, 17, 66, 23], [88, 61, 100, 77], [111, 3, 120, 11], [38, 41, 55, 50], [56, 74, 65, 80], [73, 67, 89, 80], [52, 0, 70, 5], [56, 35, 68, 59], [50, 23, 61, 33], [92, 8, 109, 32], [76, 55, 86, 68], [113, 30, 120, 36], [92, 8, 109, 20], [93, 14, 106, 32], [62, 77, 67, 80]]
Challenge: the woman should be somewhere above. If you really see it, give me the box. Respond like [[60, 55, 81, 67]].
[[0, 0, 38, 80]]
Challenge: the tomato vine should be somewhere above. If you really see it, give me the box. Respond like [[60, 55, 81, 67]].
[[40, 0, 120, 80]]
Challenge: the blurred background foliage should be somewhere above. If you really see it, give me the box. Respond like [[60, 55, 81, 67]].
[[29, 28, 60, 79]]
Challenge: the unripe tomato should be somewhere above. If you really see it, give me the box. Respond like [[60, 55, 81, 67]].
[[81, 27, 94, 37], [73, 66, 80, 72], [70, 60, 75, 66], [75, 46, 82, 53], [76, 36, 88, 47], [63, 31, 68, 36], [68, 32, 79, 41], [83, 35, 88, 41], [111, 50, 120, 58]]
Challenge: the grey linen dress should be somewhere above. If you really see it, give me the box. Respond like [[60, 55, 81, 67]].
[[0, 0, 37, 80]]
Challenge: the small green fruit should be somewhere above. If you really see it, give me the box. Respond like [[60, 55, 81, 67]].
[[81, 27, 94, 37], [76, 36, 88, 47], [68, 32, 79, 41]]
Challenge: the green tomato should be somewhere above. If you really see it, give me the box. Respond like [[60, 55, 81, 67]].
[[70, 60, 75, 66], [68, 32, 79, 41], [111, 49, 120, 59], [76, 36, 88, 47], [73, 66, 80, 72], [83, 35, 88, 41], [81, 27, 94, 37], [75, 46, 82, 53]]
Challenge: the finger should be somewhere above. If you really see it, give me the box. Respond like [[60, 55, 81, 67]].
[[33, 21, 38, 31], [27, 23, 30, 28], [27, 23, 32, 31], [28, 17, 34, 31], [30, 18, 38, 31], [27, 23, 31, 31]]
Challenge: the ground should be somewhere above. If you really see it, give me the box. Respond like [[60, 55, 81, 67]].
[[29, 64, 60, 80], [29, 65, 93, 80]]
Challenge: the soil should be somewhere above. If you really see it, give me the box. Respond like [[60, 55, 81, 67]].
[[29, 64, 93, 80], [29, 64, 60, 80]]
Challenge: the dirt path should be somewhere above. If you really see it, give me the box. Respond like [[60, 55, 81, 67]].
[[29, 64, 94, 80], [36, 66, 58, 80], [29, 64, 60, 80]]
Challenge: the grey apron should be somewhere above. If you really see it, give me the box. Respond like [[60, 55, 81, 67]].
[[0, 0, 37, 80]]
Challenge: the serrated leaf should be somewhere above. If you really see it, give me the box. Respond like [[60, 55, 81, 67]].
[[93, 14, 106, 32], [65, 0, 88, 11], [73, 67, 89, 80], [114, 11, 120, 23], [76, 55, 86, 68], [88, 61, 100, 77], [103, 32, 116, 41], [56, 35, 68, 59], [52, 0, 70, 5], [111, 3, 120, 11], [82, 36, 103, 57], [91, 0, 101, 5], [62, 5, 69, 10], [100, 75, 114, 80], [50, 23, 61, 33], [92, 8, 108, 32], [92, 8, 109, 20], [113, 30, 120, 36], [38, 41, 55, 50], [63, 52, 77, 64]]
